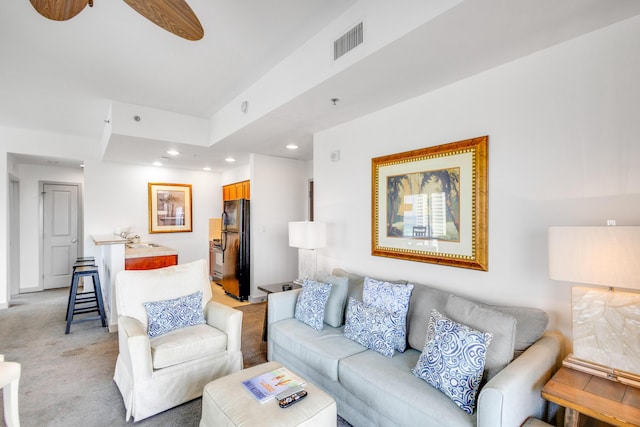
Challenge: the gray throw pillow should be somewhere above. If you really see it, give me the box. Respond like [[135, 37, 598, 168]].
[[445, 295, 516, 381], [323, 275, 349, 327]]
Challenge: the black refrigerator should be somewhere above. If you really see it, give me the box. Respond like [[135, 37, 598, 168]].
[[219, 199, 250, 300]]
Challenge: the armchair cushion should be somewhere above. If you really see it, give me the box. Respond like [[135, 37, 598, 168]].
[[144, 290, 206, 337], [151, 323, 228, 369]]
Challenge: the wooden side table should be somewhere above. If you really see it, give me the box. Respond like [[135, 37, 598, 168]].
[[541, 367, 640, 427], [258, 281, 301, 341]]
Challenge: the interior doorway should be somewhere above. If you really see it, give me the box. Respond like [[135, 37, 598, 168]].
[[8, 175, 20, 297], [41, 182, 82, 289]]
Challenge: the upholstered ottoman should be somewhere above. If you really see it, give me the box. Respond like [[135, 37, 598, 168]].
[[200, 361, 337, 427]]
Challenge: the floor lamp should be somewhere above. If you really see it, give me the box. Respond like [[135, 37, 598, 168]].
[[289, 221, 326, 284], [548, 225, 640, 385]]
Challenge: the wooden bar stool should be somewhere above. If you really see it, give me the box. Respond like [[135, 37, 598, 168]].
[[65, 265, 106, 334]]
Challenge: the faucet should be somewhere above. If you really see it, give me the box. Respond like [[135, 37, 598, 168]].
[[120, 231, 139, 241]]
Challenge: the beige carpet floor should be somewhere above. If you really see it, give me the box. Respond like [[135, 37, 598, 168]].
[[0, 288, 264, 426], [0, 287, 352, 427]]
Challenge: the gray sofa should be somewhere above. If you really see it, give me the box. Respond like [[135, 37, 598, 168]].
[[267, 269, 563, 427]]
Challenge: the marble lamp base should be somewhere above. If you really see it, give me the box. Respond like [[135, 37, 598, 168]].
[[570, 286, 640, 383]]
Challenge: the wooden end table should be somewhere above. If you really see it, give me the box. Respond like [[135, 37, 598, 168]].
[[258, 281, 301, 341], [541, 367, 640, 427]]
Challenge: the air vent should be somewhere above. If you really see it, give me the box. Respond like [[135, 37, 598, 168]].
[[334, 22, 363, 60]]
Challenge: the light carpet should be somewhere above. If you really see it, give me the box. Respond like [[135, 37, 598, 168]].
[[0, 288, 352, 426]]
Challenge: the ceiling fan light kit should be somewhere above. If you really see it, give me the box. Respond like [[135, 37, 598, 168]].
[[30, 0, 204, 41]]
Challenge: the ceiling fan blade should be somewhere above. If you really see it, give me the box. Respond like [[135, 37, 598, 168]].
[[123, 0, 204, 41], [30, 0, 89, 21]]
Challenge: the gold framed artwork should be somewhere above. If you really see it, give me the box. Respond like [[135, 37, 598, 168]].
[[148, 183, 193, 233], [372, 136, 488, 271]]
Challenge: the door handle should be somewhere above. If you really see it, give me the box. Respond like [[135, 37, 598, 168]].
[[71, 238, 77, 243]]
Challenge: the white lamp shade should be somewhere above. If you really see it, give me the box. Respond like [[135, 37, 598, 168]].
[[289, 221, 327, 250], [548, 226, 640, 290]]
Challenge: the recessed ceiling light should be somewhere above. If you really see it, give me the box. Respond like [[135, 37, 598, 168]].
[[203, 167, 211, 171], [225, 157, 236, 163], [153, 161, 163, 167], [286, 144, 298, 150], [167, 149, 180, 156]]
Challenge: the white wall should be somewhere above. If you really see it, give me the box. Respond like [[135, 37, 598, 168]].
[[83, 160, 221, 264], [313, 16, 640, 341], [249, 154, 308, 301], [221, 164, 250, 186], [17, 163, 84, 292]]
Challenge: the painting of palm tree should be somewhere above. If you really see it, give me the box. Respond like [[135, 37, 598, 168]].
[[386, 167, 460, 241], [372, 136, 488, 271]]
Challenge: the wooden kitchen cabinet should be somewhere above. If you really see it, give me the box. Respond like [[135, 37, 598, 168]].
[[222, 180, 250, 201], [125, 254, 178, 270], [242, 180, 250, 199]]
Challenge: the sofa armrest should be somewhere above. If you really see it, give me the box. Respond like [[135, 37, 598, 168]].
[[118, 316, 153, 382], [267, 288, 301, 325], [205, 301, 243, 353], [477, 330, 564, 427]]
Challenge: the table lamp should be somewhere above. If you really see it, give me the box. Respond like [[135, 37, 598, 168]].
[[548, 225, 640, 386], [289, 221, 326, 284]]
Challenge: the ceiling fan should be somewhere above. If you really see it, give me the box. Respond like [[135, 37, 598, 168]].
[[29, 0, 204, 41]]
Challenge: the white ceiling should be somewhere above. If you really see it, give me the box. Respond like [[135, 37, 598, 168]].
[[2, 0, 640, 172]]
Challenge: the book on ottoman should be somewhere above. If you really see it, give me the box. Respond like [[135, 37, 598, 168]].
[[242, 367, 306, 403]]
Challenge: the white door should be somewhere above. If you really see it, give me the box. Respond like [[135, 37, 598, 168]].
[[43, 183, 79, 289]]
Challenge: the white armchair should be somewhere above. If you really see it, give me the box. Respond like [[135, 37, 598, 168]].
[[0, 354, 21, 427], [113, 259, 243, 422]]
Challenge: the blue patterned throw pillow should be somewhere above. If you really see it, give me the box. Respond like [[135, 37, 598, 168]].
[[343, 297, 400, 358], [143, 291, 206, 338], [294, 279, 332, 331], [363, 277, 414, 352], [412, 309, 493, 415]]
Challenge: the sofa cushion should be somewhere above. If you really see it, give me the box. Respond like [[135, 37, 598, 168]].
[[412, 309, 492, 415], [295, 279, 332, 330], [323, 275, 349, 327], [487, 304, 549, 357], [343, 297, 400, 358], [406, 282, 453, 351], [143, 291, 206, 337], [331, 268, 365, 302], [270, 318, 366, 381], [150, 323, 227, 369], [445, 295, 516, 381], [363, 277, 414, 352], [339, 349, 476, 427]]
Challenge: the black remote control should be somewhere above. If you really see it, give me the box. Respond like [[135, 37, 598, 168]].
[[278, 389, 308, 408]]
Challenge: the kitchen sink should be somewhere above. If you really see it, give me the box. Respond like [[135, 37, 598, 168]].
[[126, 243, 160, 248]]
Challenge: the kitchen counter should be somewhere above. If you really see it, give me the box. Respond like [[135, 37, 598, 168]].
[[124, 243, 178, 271], [91, 235, 179, 331], [125, 243, 178, 259], [92, 234, 129, 245]]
